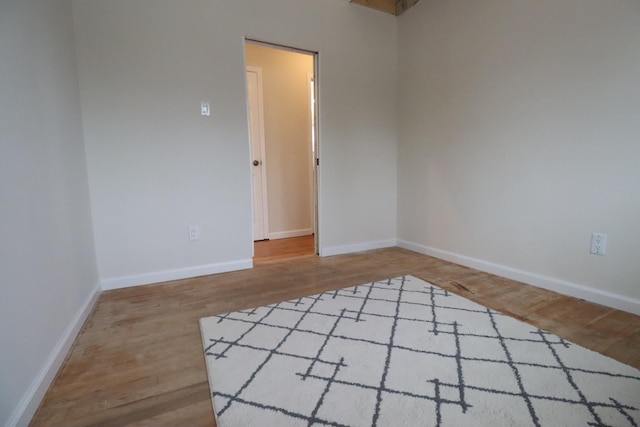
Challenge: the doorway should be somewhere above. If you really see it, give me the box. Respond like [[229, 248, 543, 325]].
[[244, 40, 319, 260]]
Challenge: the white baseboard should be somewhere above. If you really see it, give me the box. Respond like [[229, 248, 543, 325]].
[[321, 239, 397, 257], [268, 228, 313, 240], [100, 259, 253, 291], [397, 240, 640, 316], [8, 284, 101, 427]]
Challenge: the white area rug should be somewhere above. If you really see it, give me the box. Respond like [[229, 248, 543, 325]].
[[200, 275, 640, 426]]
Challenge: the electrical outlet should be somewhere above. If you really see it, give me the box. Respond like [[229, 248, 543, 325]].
[[590, 232, 606, 256], [189, 225, 200, 241]]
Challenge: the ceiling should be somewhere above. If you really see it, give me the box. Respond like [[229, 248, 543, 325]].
[[350, 0, 421, 16]]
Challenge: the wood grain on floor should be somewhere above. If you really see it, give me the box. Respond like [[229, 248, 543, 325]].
[[30, 247, 640, 426], [253, 234, 315, 262]]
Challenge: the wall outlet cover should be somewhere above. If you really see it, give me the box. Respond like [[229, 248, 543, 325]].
[[189, 225, 200, 241], [590, 232, 607, 256]]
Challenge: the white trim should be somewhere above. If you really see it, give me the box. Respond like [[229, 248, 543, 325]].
[[320, 239, 396, 257], [8, 284, 101, 427], [397, 239, 640, 316], [312, 52, 321, 256], [307, 72, 316, 246], [268, 228, 314, 240], [100, 259, 253, 291]]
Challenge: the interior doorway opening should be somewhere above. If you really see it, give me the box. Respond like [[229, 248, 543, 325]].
[[244, 40, 319, 261]]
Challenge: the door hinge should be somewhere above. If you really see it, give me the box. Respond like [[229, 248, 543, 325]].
[[316, 158, 320, 166]]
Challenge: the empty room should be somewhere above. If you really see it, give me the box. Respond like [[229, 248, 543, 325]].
[[1, 0, 639, 426]]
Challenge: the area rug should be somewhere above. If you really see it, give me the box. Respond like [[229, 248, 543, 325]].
[[199, 275, 640, 426]]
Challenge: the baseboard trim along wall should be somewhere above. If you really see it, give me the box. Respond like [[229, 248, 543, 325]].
[[100, 259, 254, 291], [320, 239, 397, 257], [397, 240, 640, 316], [268, 228, 313, 240], [8, 284, 101, 427]]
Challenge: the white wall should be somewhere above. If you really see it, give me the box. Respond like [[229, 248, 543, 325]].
[[73, 0, 398, 287], [245, 44, 315, 239], [398, 0, 640, 312], [0, 1, 100, 425]]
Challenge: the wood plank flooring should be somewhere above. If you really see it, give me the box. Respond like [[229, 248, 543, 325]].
[[30, 247, 640, 426], [253, 234, 315, 262]]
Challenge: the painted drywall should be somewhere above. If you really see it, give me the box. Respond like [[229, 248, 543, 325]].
[[245, 44, 314, 240], [0, 1, 99, 425], [72, 0, 398, 286], [397, 0, 640, 305]]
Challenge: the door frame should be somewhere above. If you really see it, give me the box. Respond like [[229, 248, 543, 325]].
[[311, 51, 320, 255], [307, 72, 320, 255], [246, 66, 270, 242], [244, 38, 320, 255]]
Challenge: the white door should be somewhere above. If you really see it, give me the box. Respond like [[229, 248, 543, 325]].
[[247, 68, 269, 241]]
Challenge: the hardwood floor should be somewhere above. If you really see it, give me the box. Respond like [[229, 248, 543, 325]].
[[253, 234, 315, 262], [30, 247, 640, 426]]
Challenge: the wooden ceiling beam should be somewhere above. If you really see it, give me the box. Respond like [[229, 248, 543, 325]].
[[350, 0, 421, 16]]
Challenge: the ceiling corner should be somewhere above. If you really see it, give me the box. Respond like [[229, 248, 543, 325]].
[[395, 0, 421, 16], [350, 0, 421, 16]]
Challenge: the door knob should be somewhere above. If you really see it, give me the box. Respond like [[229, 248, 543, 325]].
[[253, 160, 260, 166]]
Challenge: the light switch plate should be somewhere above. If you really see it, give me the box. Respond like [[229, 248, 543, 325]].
[[200, 102, 210, 117]]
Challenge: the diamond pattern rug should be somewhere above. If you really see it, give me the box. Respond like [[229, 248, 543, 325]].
[[199, 275, 640, 426]]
